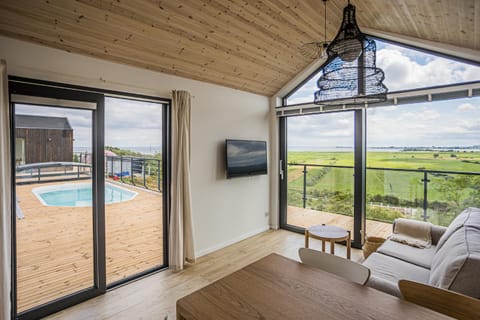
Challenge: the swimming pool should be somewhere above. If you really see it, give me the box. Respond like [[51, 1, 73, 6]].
[[32, 182, 137, 207]]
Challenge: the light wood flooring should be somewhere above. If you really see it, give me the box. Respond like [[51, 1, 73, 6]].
[[16, 180, 164, 313], [287, 206, 393, 239], [47, 229, 363, 320]]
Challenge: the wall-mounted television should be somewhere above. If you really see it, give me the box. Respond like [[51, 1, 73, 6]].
[[225, 139, 267, 179]]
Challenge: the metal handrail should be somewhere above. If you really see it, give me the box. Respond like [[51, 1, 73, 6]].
[[16, 161, 92, 184], [16, 161, 91, 171], [287, 162, 480, 221], [105, 155, 162, 192], [288, 163, 480, 176]]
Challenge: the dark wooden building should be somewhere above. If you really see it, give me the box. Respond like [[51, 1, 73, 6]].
[[15, 114, 73, 165]]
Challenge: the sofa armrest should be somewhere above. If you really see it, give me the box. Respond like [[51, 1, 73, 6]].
[[391, 219, 446, 245], [431, 225, 447, 245]]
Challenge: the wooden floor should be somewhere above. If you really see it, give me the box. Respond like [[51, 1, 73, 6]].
[[287, 206, 393, 239], [46, 229, 363, 320], [16, 180, 163, 313]]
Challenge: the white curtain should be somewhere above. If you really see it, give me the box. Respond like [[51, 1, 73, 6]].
[[169, 90, 195, 271], [0, 60, 12, 320]]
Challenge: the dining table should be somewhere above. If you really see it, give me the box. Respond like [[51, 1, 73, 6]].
[[176, 253, 452, 319]]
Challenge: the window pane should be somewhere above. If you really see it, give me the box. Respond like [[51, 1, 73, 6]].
[[104, 97, 165, 284], [286, 112, 357, 241], [366, 97, 480, 239], [15, 104, 94, 312]]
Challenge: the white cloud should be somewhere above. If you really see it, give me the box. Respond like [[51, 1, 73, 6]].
[[15, 98, 164, 150], [456, 103, 477, 112], [376, 47, 480, 91]]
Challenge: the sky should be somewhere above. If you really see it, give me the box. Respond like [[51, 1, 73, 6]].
[[287, 39, 480, 149], [15, 97, 163, 152]]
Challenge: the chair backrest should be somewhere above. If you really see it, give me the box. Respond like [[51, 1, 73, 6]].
[[298, 248, 370, 285], [399, 279, 480, 320]]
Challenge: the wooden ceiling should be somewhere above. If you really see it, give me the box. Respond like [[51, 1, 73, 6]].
[[0, 0, 478, 96]]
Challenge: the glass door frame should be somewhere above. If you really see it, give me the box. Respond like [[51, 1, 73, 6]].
[[10, 79, 105, 320], [9, 77, 171, 320], [278, 109, 366, 249]]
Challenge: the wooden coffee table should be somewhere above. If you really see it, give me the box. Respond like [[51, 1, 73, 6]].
[[305, 224, 351, 259]]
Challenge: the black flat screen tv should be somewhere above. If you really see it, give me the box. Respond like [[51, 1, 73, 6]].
[[225, 139, 267, 179]]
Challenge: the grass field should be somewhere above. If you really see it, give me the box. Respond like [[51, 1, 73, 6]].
[[287, 150, 480, 226], [288, 150, 480, 171]]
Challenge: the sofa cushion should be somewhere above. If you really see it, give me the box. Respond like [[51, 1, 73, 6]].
[[377, 239, 436, 269], [431, 224, 447, 245], [363, 252, 430, 297], [429, 224, 480, 298], [436, 207, 480, 252]]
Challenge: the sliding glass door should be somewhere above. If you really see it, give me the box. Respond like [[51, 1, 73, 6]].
[[280, 109, 366, 248], [10, 78, 170, 320], [282, 112, 356, 238]]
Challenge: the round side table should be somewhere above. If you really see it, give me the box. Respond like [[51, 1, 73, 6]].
[[305, 224, 351, 259]]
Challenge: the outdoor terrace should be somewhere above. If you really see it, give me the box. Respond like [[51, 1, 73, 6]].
[[287, 206, 393, 240], [15, 179, 163, 313]]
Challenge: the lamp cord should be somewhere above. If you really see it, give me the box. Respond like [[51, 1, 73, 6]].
[[324, 0, 327, 43]]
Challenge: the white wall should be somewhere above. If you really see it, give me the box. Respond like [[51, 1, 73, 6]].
[[0, 36, 270, 257]]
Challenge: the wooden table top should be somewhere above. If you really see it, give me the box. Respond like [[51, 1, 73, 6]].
[[308, 224, 348, 239], [176, 253, 451, 320]]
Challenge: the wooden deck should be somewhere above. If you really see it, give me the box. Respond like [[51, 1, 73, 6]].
[[15, 180, 163, 313], [287, 206, 393, 240]]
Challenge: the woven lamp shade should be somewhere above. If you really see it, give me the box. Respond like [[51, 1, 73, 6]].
[[315, 3, 388, 106]]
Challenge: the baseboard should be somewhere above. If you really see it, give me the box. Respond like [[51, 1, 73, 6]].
[[195, 225, 270, 258]]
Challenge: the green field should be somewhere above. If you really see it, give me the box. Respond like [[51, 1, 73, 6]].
[[287, 150, 480, 226]]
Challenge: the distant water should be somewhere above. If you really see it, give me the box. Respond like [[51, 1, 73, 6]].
[[74, 146, 162, 155], [288, 146, 480, 152], [289, 146, 403, 152]]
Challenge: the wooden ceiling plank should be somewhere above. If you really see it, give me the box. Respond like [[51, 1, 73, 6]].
[[0, 26, 276, 96], [170, 0, 304, 56], [141, 0, 307, 65], [475, 0, 480, 49], [450, 0, 475, 49], [0, 10, 279, 95], [0, 0, 288, 88], [205, 0, 319, 44], [77, 0, 304, 74], [48, 0, 289, 80]]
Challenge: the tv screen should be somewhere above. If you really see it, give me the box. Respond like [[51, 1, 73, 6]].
[[226, 139, 267, 178]]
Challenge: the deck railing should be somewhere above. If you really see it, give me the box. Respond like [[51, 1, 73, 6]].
[[16, 154, 162, 193], [288, 163, 480, 226], [105, 155, 162, 192], [16, 162, 92, 184]]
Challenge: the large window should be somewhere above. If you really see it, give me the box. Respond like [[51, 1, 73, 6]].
[[280, 37, 480, 246]]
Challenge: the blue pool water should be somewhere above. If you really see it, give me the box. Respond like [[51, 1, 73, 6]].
[[33, 183, 137, 207]]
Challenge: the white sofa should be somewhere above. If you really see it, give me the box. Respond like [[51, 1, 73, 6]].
[[363, 207, 480, 298]]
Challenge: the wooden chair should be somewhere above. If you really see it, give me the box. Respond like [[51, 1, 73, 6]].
[[398, 280, 480, 320], [298, 248, 370, 285]]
